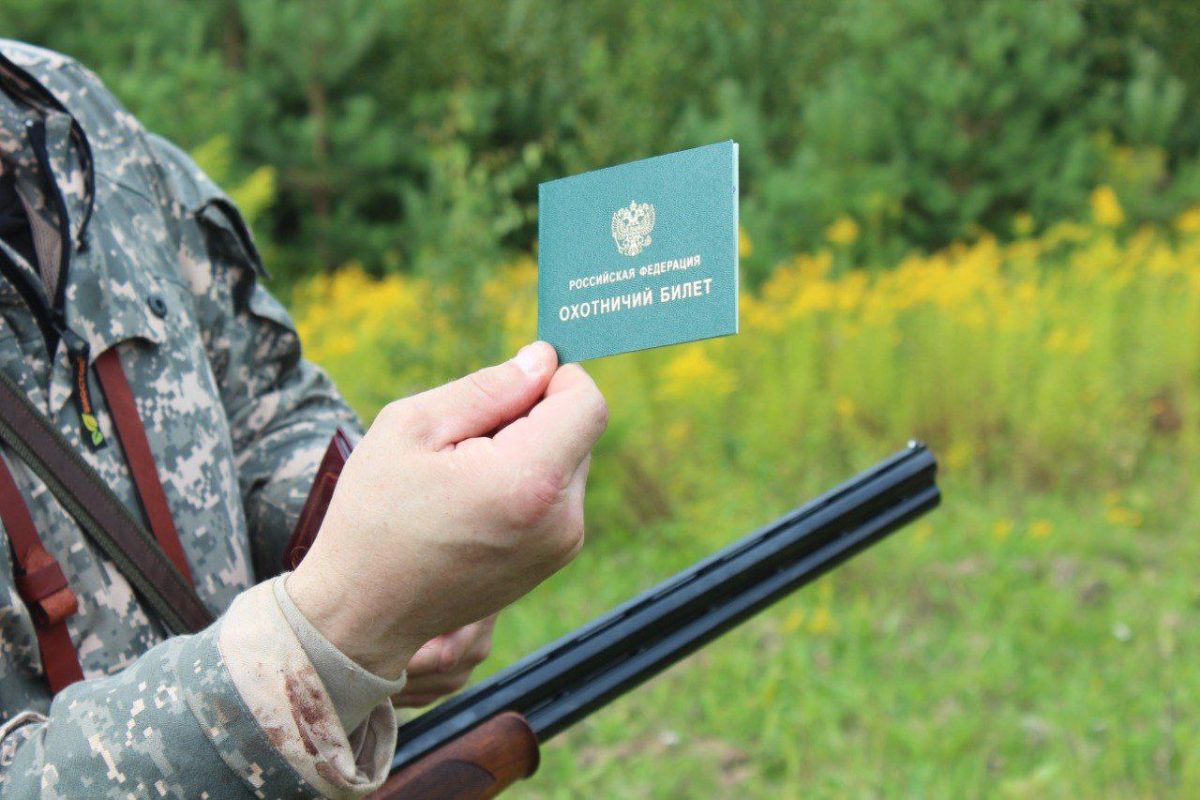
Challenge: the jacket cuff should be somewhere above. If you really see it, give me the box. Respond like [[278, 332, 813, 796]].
[[275, 573, 407, 732], [215, 578, 397, 798]]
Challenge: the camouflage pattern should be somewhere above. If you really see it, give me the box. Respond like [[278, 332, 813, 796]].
[[0, 40, 377, 798]]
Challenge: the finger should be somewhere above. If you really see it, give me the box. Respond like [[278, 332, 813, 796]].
[[405, 637, 448, 677], [493, 364, 608, 479], [459, 615, 497, 666], [395, 694, 441, 709], [436, 624, 479, 672], [437, 616, 497, 671], [397, 670, 472, 698], [409, 341, 558, 448], [402, 669, 471, 693]]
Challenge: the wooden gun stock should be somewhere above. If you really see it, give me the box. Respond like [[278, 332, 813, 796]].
[[369, 712, 540, 800]]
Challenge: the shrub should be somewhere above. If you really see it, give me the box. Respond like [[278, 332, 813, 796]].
[[292, 199, 1200, 534]]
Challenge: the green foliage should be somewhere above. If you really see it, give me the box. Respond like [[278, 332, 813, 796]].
[[293, 206, 1200, 532], [191, 135, 276, 227], [6, 1, 1200, 288], [0, 0, 239, 147], [748, 0, 1200, 276]]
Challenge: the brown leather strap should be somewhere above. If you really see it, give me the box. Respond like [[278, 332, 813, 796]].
[[14, 558, 74, 606], [0, 455, 84, 693], [93, 348, 194, 584], [0, 367, 212, 635], [31, 617, 81, 694]]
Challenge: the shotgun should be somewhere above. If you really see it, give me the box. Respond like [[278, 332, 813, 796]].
[[369, 442, 940, 799]]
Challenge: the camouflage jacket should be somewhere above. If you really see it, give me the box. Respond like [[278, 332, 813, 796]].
[[0, 40, 395, 798]]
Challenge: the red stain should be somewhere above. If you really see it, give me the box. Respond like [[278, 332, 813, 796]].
[[284, 666, 332, 758]]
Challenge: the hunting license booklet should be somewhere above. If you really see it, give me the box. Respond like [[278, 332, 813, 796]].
[[537, 141, 740, 362]]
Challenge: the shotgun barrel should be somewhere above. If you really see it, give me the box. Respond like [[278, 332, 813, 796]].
[[390, 442, 940, 773]]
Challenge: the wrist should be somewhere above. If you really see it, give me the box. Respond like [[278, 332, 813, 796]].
[[285, 569, 424, 681]]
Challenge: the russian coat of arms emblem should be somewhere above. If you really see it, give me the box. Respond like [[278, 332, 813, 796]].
[[611, 200, 656, 257]]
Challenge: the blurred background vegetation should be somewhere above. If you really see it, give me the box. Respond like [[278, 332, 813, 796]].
[[8, 0, 1200, 287], [7, 1, 1200, 796]]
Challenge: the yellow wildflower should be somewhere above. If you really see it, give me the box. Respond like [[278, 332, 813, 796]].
[[1175, 206, 1200, 235], [1091, 186, 1125, 227], [781, 608, 805, 634], [1104, 507, 1143, 528], [807, 606, 834, 635], [992, 519, 1013, 541], [824, 215, 860, 246], [1028, 520, 1053, 539], [657, 346, 737, 403], [738, 225, 754, 258], [1045, 327, 1091, 354]]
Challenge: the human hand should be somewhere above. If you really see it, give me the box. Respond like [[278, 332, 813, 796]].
[[288, 342, 606, 680], [391, 615, 497, 708]]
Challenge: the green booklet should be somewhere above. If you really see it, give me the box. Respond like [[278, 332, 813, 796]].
[[537, 141, 739, 362]]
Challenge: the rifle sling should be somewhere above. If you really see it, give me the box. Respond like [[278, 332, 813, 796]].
[[0, 454, 84, 693], [93, 349, 195, 583], [0, 367, 212, 635]]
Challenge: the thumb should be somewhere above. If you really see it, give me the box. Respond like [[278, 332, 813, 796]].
[[409, 341, 557, 447]]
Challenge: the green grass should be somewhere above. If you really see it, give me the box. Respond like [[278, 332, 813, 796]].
[[302, 218, 1200, 796], [470, 464, 1199, 798]]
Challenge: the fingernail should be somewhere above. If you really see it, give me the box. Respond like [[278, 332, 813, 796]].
[[513, 344, 543, 377]]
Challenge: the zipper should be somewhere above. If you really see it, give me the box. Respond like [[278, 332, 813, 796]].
[[0, 119, 106, 449]]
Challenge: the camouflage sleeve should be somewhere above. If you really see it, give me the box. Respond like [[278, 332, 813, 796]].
[[147, 134, 364, 580], [0, 576, 396, 798]]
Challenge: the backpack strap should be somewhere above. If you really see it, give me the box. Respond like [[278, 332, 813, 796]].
[[0, 454, 83, 694], [0, 359, 213, 637], [94, 348, 194, 583]]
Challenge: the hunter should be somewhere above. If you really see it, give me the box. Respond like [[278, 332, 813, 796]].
[[0, 39, 606, 798]]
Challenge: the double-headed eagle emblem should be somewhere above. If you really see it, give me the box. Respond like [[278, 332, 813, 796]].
[[611, 200, 655, 257]]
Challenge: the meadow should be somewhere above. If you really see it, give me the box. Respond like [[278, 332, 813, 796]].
[[292, 191, 1200, 798], [6, 5, 1199, 796]]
